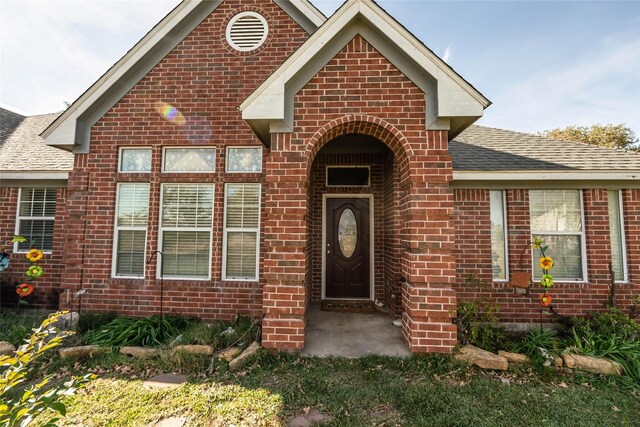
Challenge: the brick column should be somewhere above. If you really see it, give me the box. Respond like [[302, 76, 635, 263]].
[[401, 131, 458, 353], [261, 134, 307, 350]]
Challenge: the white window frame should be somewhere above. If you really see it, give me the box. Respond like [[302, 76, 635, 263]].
[[162, 147, 216, 173], [222, 183, 261, 282], [118, 147, 152, 173], [225, 146, 263, 173], [158, 183, 214, 281], [529, 189, 588, 282], [609, 189, 628, 283], [111, 183, 149, 279], [490, 190, 509, 282], [14, 187, 57, 254]]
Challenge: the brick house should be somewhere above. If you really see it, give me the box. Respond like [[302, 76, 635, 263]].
[[1, 0, 639, 353]]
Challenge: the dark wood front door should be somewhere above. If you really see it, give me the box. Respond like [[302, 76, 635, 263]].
[[325, 197, 371, 299]]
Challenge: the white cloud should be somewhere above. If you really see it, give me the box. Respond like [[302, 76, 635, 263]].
[[442, 44, 454, 63], [479, 30, 640, 136]]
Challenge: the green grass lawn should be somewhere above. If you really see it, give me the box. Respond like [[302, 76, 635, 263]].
[[34, 352, 640, 427]]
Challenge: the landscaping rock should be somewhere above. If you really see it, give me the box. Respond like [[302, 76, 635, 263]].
[[0, 341, 15, 356], [288, 408, 333, 427], [563, 354, 623, 376], [171, 345, 214, 356], [216, 346, 241, 362], [229, 341, 261, 371], [498, 351, 530, 364], [454, 345, 508, 371], [52, 311, 79, 331], [554, 356, 563, 368], [58, 345, 103, 359], [120, 346, 161, 359]]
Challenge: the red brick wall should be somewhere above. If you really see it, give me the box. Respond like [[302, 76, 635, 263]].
[[453, 188, 640, 322], [262, 35, 457, 352], [0, 186, 67, 309], [60, 0, 310, 321]]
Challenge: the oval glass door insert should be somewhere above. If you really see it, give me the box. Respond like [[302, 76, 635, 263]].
[[338, 208, 357, 258]]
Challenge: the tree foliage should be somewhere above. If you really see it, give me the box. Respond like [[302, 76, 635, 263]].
[[542, 124, 639, 151]]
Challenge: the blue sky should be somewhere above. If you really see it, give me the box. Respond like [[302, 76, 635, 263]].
[[1, 0, 639, 137]]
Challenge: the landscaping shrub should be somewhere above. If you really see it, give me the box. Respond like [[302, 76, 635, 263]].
[[455, 301, 508, 352], [77, 312, 118, 334], [0, 310, 48, 347], [0, 311, 94, 426], [566, 308, 640, 387], [84, 315, 195, 348], [509, 328, 562, 369], [180, 316, 259, 350]]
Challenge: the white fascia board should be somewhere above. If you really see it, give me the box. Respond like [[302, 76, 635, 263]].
[[42, 0, 222, 153], [0, 171, 69, 182], [241, 0, 488, 141], [453, 170, 640, 184], [275, 0, 327, 33]]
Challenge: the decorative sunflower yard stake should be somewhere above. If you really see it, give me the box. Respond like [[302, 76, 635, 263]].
[[532, 237, 554, 331], [11, 235, 46, 309]]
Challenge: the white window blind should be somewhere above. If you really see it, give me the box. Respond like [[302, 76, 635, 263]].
[[113, 183, 149, 277], [223, 183, 260, 280], [16, 188, 57, 252], [490, 190, 508, 280], [529, 190, 585, 281], [160, 184, 214, 279], [608, 190, 627, 282]]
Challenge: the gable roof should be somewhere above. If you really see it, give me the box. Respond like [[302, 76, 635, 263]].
[[240, 0, 491, 145], [451, 125, 640, 184], [0, 108, 25, 144], [41, 0, 326, 153], [0, 112, 73, 182]]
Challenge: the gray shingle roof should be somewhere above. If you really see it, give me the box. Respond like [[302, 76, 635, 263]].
[[0, 108, 25, 144], [451, 125, 640, 171], [0, 112, 73, 172]]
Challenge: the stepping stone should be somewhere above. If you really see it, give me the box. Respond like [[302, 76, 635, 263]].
[[152, 417, 186, 427], [0, 341, 15, 356], [288, 408, 333, 427], [454, 345, 508, 371], [143, 374, 187, 389], [229, 342, 260, 371]]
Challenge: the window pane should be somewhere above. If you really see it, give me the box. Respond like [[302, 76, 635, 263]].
[[608, 190, 625, 281], [120, 149, 152, 172], [490, 191, 507, 280], [225, 184, 260, 228], [17, 220, 54, 251], [225, 232, 257, 279], [533, 235, 583, 280], [162, 231, 210, 278], [530, 190, 582, 232], [226, 147, 262, 172], [164, 148, 215, 172], [117, 184, 149, 227], [116, 230, 146, 276], [161, 184, 214, 228]]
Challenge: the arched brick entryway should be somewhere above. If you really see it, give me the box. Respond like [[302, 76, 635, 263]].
[[261, 115, 458, 353]]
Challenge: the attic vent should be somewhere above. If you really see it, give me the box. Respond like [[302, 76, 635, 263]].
[[226, 12, 269, 52]]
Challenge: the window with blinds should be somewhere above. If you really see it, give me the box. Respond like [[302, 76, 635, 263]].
[[608, 190, 628, 282], [223, 183, 260, 281], [113, 183, 150, 277], [16, 188, 57, 252], [160, 184, 214, 279], [529, 190, 586, 281]]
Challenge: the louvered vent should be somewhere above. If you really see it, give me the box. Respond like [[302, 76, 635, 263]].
[[226, 12, 269, 52]]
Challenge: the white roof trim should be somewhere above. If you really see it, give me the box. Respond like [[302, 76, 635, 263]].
[[0, 171, 69, 181], [453, 170, 640, 184], [42, 0, 325, 154], [240, 0, 490, 144]]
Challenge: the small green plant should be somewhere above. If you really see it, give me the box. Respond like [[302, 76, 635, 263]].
[[0, 311, 95, 426], [455, 301, 507, 352], [77, 312, 118, 335], [0, 311, 48, 347], [84, 315, 195, 348], [180, 317, 259, 350], [509, 328, 561, 369]]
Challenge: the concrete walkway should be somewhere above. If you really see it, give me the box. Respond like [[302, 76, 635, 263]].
[[301, 304, 410, 358]]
